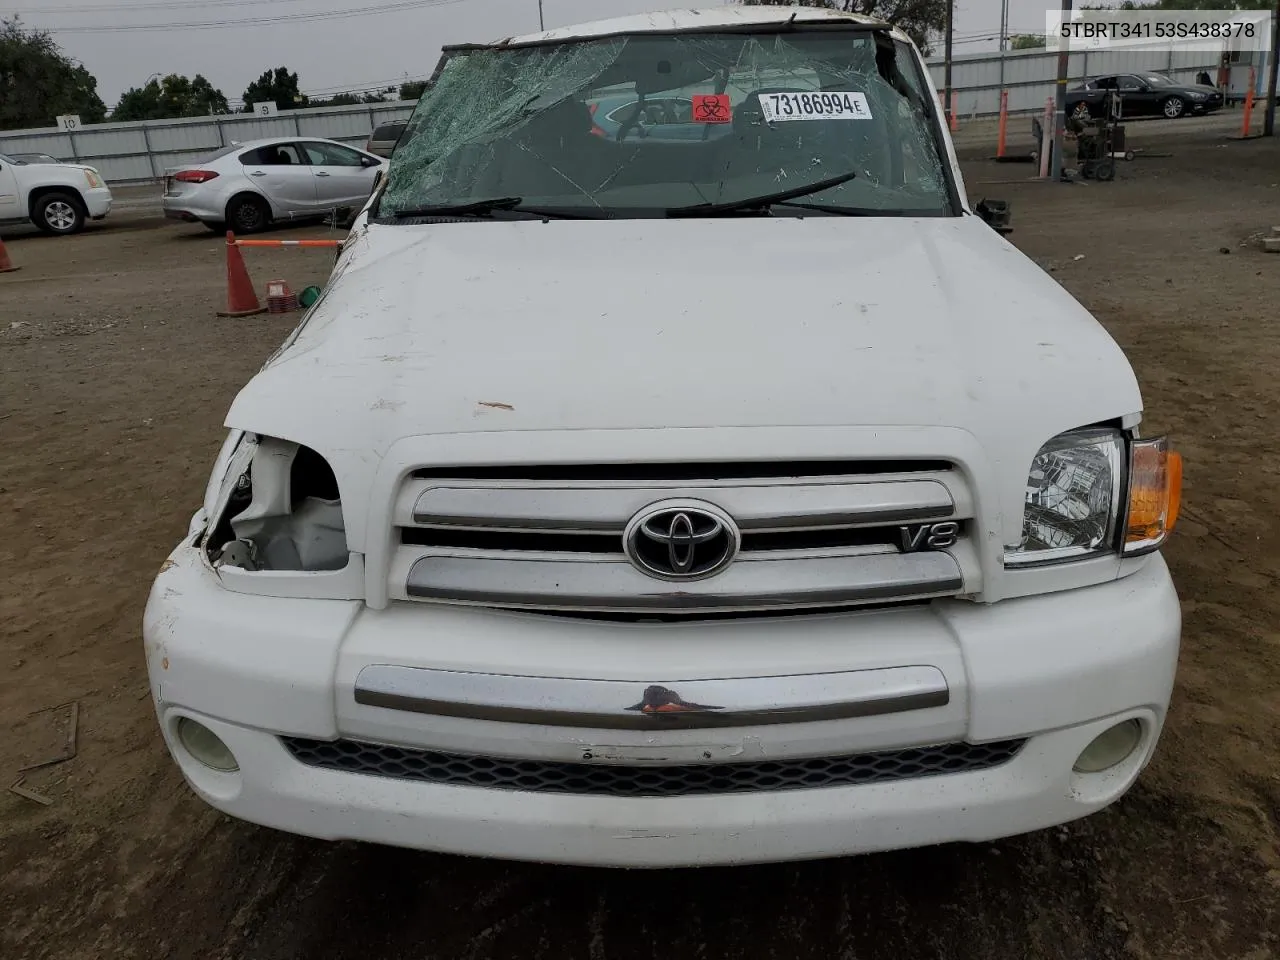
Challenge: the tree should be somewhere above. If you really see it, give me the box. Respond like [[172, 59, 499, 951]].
[[740, 0, 948, 54], [399, 80, 429, 100], [112, 73, 229, 121], [310, 90, 390, 108], [1009, 34, 1046, 49], [242, 66, 306, 112], [0, 17, 106, 130], [311, 92, 363, 108]]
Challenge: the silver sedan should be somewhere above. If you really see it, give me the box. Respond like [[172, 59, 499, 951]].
[[162, 136, 388, 233]]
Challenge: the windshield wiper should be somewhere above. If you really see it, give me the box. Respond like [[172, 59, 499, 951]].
[[389, 197, 592, 220], [769, 200, 885, 216], [666, 170, 859, 217]]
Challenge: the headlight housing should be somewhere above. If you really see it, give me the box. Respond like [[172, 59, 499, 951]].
[[83, 169, 102, 188], [1006, 426, 1182, 567], [1006, 427, 1124, 566]]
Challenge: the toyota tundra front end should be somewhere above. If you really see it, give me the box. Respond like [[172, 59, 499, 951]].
[[143, 6, 1182, 867]]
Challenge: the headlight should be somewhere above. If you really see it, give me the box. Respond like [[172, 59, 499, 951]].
[[1191, 92, 1207, 100], [1006, 427, 1123, 566], [83, 169, 102, 188], [1006, 427, 1183, 567]]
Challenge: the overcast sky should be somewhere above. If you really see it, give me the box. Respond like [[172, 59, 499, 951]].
[[15, 0, 1054, 107]]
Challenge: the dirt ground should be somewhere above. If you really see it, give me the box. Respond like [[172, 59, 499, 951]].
[[2, 118, 1278, 960]]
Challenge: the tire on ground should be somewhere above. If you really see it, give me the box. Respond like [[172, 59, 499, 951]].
[[226, 194, 270, 234], [33, 191, 86, 235]]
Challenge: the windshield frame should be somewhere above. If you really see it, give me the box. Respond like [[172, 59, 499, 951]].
[[372, 23, 963, 221]]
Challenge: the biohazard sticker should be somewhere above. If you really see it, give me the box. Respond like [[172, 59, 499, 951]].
[[691, 94, 732, 123], [759, 91, 873, 122]]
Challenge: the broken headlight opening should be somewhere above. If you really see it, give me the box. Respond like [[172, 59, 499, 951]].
[[204, 435, 348, 573]]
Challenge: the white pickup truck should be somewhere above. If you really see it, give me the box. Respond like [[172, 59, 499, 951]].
[[0, 152, 112, 234], [144, 6, 1184, 868]]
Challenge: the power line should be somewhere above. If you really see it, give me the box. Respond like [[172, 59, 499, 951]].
[[11, 0, 319, 14], [223, 71, 436, 104], [32, 0, 469, 34]]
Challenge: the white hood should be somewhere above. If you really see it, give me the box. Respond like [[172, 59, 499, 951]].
[[227, 215, 1141, 542]]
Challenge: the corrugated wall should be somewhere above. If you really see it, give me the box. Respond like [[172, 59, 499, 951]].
[[926, 45, 1254, 118], [0, 101, 416, 184], [927, 44, 1266, 118]]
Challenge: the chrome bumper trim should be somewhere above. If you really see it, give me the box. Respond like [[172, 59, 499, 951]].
[[353, 664, 951, 730], [409, 478, 954, 533], [404, 550, 963, 612]]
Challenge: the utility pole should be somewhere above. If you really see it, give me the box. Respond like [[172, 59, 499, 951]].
[[1051, 0, 1073, 181], [1265, 0, 1279, 135], [998, 0, 1010, 95], [943, 0, 954, 128], [537, 0, 544, 31]]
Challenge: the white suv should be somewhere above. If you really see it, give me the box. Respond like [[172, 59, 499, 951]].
[[144, 6, 1183, 868], [0, 152, 112, 234]]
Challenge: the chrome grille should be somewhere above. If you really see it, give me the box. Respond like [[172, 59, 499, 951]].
[[390, 462, 974, 614], [282, 737, 1025, 797]]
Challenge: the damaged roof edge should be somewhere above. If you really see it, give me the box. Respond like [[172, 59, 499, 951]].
[[442, 7, 900, 53]]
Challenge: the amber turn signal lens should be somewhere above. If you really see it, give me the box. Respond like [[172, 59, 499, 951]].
[[1124, 438, 1182, 553]]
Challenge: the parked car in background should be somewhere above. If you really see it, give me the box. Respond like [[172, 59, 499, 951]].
[[162, 137, 388, 233], [365, 119, 409, 158], [9, 153, 62, 165], [0, 152, 112, 235], [1066, 72, 1224, 120]]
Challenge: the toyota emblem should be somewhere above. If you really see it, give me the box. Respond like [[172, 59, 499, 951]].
[[622, 500, 740, 581]]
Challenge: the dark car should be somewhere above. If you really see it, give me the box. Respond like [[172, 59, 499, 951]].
[[1066, 72, 1224, 121], [365, 119, 409, 158]]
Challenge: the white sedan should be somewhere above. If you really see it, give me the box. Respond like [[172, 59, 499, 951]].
[[162, 137, 387, 234]]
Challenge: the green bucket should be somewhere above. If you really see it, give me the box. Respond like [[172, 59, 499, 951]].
[[298, 285, 323, 309]]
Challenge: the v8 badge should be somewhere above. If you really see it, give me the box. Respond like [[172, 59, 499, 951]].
[[899, 521, 959, 552]]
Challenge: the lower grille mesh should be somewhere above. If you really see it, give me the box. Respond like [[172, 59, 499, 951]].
[[281, 737, 1025, 798]]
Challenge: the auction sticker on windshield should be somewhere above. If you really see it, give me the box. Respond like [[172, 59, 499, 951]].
[[760, 91, 872, 122]]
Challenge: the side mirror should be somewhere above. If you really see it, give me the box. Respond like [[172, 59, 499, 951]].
[[361, 155, 380, 168], [977, 198, 1012, 235]]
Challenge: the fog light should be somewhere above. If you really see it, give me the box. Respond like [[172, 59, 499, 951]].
[[176, 717, 239, 772], [1073, 719, 1142, 773]]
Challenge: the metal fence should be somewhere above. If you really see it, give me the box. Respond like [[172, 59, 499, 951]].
[[1, 43, 1269, 185], [0, 101, 416, 185], [926, 44, 1268, 118]]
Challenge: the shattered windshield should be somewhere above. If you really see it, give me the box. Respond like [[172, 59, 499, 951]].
[[379, 28, 953, 219]]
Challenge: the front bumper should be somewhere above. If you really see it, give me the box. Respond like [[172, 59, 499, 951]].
[[84, 186, 112, 219], [144, 546, 1181, 868]]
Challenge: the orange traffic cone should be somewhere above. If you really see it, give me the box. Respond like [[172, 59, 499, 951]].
[[216, 232, 265, 317], [0, 235, 19, 273]]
